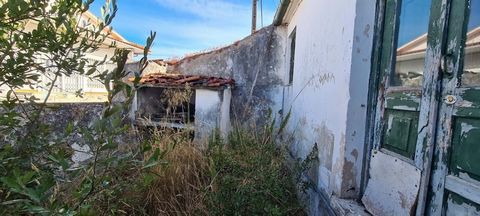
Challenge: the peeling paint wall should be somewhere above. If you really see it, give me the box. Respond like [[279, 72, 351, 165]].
[[344, 0, 377, 199], [278, 0, 376, 214], [282, 0, 355, 203], [168, 26, 287, 126], [281, 0, 375, 203]]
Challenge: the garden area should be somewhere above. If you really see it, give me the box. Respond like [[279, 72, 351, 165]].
[[0, 0, 308, 215]]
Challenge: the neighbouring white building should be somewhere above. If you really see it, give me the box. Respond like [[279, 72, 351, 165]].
[[2, 11, 143, 103]]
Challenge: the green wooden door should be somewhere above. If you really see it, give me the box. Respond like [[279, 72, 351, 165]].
[[373, 0, 432, 161], [365, 0, 480, 214], [363, 1, 435, 214], [427, 0, 480, 215]]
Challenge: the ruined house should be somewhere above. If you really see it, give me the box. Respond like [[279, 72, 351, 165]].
[[132, 73, 234, 145], [140, 0, 480, 215]]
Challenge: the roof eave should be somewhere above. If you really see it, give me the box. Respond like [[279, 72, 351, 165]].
[[273, 0, 291, 26], [84, 11, 145, 54]]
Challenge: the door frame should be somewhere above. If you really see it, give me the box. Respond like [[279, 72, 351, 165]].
[[361, 0, 386, 196], [426, 0, 479, 214], [412, 0, 451, 214]]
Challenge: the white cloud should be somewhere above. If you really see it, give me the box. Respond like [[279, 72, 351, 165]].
[[147, 45, 196, 59], [154, 0, 251, 23], [118, 0, 275, 58]]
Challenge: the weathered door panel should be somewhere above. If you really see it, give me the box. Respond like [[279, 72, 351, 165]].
[[456, 88, 480, 118], [383, 108, 419, 158], [450, 117, 480, 181], [377, 0, 432, 160], [365, 0, 480, 214], [362, 151, 421, 215], [384, 90, 422, 158], [427, 0, 480, 215], [445, 192, 480, 215]]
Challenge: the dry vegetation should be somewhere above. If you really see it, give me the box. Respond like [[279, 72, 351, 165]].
[[143, 127, 209, 215], [122, 119, 306, 216], [123, 90, 306, 215]]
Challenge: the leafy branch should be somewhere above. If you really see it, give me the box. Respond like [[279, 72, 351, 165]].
[[0, 0, 158, 214]]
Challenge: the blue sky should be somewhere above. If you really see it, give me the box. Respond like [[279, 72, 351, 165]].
[[90, 0, 279, 59], [469, 0, 480, 30], [397, 0, 432, 46], [398, 0, 480, 46]]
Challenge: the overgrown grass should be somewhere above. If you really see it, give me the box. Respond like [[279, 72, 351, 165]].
[[205, 126, 305, 216], [127, 119, 306, 215], [142, 127, 209, 215]]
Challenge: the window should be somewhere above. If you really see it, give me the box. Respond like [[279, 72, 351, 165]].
[[391, 0, 432, 88], [375, 0, 432, 160], [288, 28, 296, 85], [460, 0, 480, 86]]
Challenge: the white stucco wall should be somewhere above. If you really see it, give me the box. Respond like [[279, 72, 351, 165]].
[[219, 88, 232, 137], [281, 0, 376, 207], [194, 88, 231, 146]]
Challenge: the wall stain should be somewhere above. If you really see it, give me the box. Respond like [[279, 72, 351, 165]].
[[313, 122, 335, 171], [351, 149, 359, 161], [342, 160, 356, 196], [363, 24, 371, 38], [398, 191, 408, 209], [340, 133, 358, 198]]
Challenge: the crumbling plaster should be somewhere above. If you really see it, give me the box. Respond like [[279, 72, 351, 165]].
[[168, 25, 287, 126], [8, 103, 137, 165]]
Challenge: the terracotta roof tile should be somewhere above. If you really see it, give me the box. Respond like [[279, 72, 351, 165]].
[[131, 73, 235, 89]]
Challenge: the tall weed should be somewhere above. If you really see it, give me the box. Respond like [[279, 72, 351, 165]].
[[204, 111, 305, 216]]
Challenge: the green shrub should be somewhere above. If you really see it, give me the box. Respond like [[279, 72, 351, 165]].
[[204, 117, 306, 216], [0, 1, 158, 214]]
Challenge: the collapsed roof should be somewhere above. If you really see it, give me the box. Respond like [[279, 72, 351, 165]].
[[131, 73, 235, 90]]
